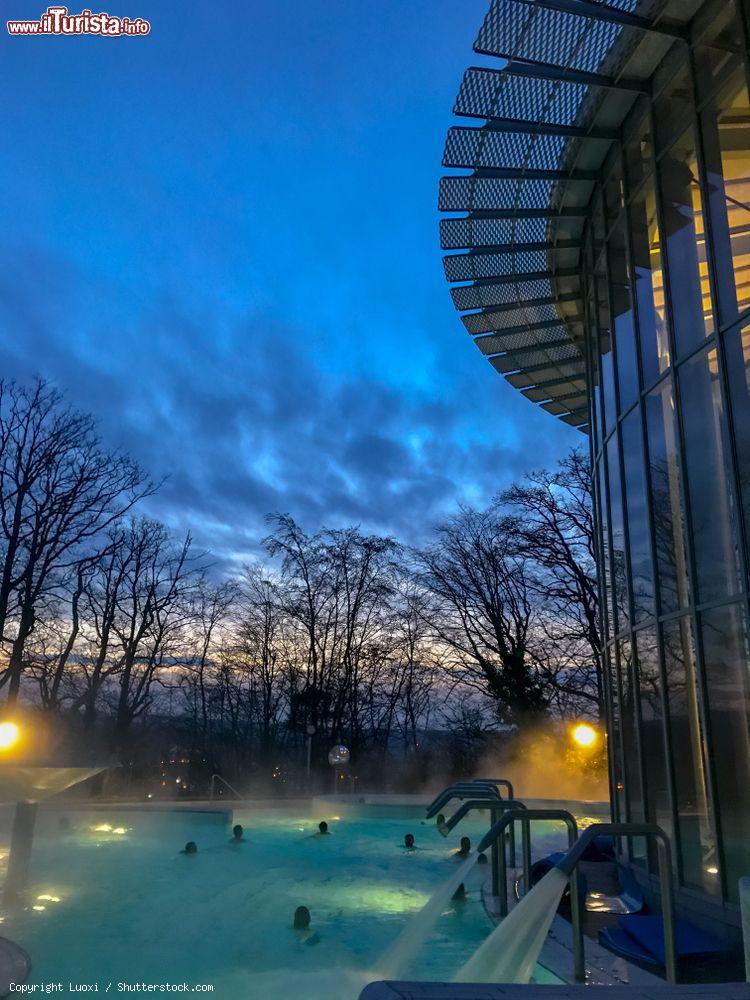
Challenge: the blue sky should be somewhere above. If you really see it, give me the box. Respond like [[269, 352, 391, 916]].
[[0, 0, 575, 564]]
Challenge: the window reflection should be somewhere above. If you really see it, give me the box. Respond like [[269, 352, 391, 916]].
[[724, 320, 750, 543], [621, 410, 654, 620], [662, 616, 717, 893], [700, 65, 750, 323], [635, 628, 673, 855], [700, 603, 750, 901], [597, 271, 616, 437], [679, 346, 742, 603], [625, 106, 654, 192], [659, 129, 714, 355], [606, 435, 629, 632], [607, 644, 625, 822], [619, 638, 646, 862], [609, 223, 639, 408], [597, 460, 614, 639], [644, 380, 690, 614], [629, 177, 670, 385]]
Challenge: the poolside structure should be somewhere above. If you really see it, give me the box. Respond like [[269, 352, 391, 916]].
[[439, 0, 750, 961]]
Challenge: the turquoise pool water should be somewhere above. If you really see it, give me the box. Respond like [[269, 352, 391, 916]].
[[2, 806, 566, 998]]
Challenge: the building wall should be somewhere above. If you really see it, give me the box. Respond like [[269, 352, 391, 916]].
[[585, 0, 750, 939]]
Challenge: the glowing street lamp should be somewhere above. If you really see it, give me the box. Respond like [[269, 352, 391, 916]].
[[571, 722, 598, 749], [0, 722, 20, 751]]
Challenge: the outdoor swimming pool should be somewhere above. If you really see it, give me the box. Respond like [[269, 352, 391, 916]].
[[1, 805, 566, 997]]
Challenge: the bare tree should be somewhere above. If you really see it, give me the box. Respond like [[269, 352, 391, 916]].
[[109, 520, 196, 747], [414, 506, 547, 727], [500, 447, 602, 720], [0, 380, 152, 703]]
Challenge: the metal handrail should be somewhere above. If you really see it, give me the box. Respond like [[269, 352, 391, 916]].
[[209, 773, 243, 801], [441, 798, 527, 896], [477, 808, 583, 981], [556, 822, 678, 984], [425, 779, 514, 817], [482, 778, 515, 800], [425, 784, 500, 819]]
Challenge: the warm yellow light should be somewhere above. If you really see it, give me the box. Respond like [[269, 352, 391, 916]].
[[572, 723, 598, 749], [0, 722, 20, 750]]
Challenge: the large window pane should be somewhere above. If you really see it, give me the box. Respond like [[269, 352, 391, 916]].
[[654, 61, 694, 153], [635, 628, 673, 851], [619, 638, 646, 862], [700, 603, 750, 902], [680, 346, 742, 603], [694, 0, 743, 92], [659, 129, 713, 356], [625, 105, 654, 193], [607, 435, 629, 632], [644, 380, 690, 614], [621, 410, 654, 621], [597, 459, 614, 639], [598, 273, 616, 436], [700, 64, 750, 325], [724, 319, 750, 547], [607, 643, 625, 822], [663, 616, 717, 893], [609, 222, 639, 409], [629, 176, 670, 386]]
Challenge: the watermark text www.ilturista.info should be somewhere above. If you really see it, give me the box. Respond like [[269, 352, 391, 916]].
[[7, 6, 150, 35]]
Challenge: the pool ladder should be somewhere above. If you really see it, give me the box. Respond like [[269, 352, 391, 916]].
[[209, 773, 243, 801]]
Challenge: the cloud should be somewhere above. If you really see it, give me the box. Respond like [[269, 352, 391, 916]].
[[0, 242, 576, 571]]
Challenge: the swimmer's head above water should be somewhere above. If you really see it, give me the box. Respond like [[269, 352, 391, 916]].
[[456, 836, 471, 856], [293, 906, 311, 930]]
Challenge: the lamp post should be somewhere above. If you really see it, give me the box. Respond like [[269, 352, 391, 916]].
[[328, 743, 350, 796], [305, 724, 315, 784]]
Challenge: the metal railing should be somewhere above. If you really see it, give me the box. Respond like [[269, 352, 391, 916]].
[[472, 819, 676, 985], [441, 798, 528, 896], [209, 773, 243, 801], [555, 822, 677, 984], [482, 778, 515, 800], [477, 808, 583, 980], [425, 782, 501, 819]]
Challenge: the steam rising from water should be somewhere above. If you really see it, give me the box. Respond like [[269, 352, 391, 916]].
[[474, 723, 608, 801]]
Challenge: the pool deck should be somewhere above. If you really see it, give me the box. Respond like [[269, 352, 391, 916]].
[[359, 983, 750, 999]]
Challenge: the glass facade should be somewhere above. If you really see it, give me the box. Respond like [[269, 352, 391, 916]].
[[587, 0, 750, 913]]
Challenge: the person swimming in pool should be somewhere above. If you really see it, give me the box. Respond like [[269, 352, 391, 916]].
[[454, 836, 471, 858], [316, 821, 330, 836], [403, 833, 417, 850], [182, 841, 198, 855], [292, 905, 319, 944], [230, 824, 244, 843]]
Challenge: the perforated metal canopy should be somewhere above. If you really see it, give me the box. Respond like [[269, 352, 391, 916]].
[[438, 0, 696, 432]]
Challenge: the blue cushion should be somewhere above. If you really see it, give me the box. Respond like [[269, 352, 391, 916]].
[[599, 926, 657, 966], [619, 915, 725, 964]]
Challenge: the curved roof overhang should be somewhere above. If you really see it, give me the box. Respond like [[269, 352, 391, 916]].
[[439, 0, 702, 433]]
